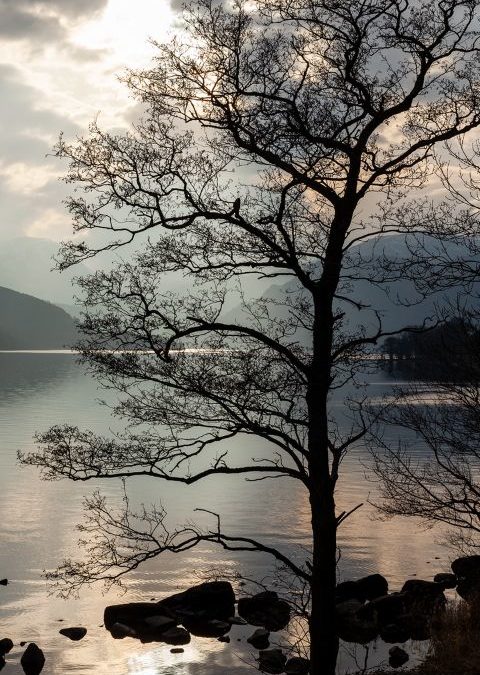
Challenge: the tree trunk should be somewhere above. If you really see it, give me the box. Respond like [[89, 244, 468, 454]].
[[309, 487, 339, 675]]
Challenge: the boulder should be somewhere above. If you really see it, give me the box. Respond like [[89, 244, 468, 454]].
[[110, 623, 137, 639], [21, 643, 45, 675], [401, 580, 446, 615], [104, 603, 176, 632], [451, 555, 480, 579], [336, 598, 378, 643], [359, 593, 407, 625], [160, 627, 191, 646], [0, 656, 4, 671], [247, 628, 270, 649], [356, 574, 389, 601], [59, 627, 87, 641], [218, 635, 230, 643], [258, 648, 287, 674], [238, 591, 291, 631], [389, 645, 409, 668], [0, 639, 13, 656], [158, 581, 235, 622], [335, 580, 361, 604], [182, 618, 230, 638], [285, 656, 310, 674], [336, 574, 388, 604], [433, 573, 457, 589], [144, 615, 177, 631], [456, 577, 480, 601], [380, 621, 411, 644], [0, 580, 7, 586]]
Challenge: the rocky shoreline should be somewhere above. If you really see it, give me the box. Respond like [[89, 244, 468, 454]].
[[2, 555, 480, 673]]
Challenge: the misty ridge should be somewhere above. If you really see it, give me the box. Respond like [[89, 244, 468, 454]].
[[1, 233, 478, 351]]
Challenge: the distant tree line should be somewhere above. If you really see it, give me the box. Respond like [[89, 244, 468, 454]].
[[381, 318, 480, 381]]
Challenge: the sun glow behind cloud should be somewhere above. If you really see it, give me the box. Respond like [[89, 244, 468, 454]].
[[0, 0, 175, 240]]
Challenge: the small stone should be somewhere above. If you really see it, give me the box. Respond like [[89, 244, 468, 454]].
[[389, 646, 409, 668], [170, 648, 184, 654], [20, 642, 26, 647], [59, 627, 87, 641], [21, 643, 45, 674], [218, 635, 230, 643]]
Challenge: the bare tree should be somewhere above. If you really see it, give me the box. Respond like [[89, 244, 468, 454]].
[[371, 313, 480, 551], [20, 1, 480, 672]]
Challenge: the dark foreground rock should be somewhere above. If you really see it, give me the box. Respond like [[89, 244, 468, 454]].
[[159, 581, 235, 621], [389, 646, 409, 668], [238, 591, 291, 631], [336, 574, 388, 603], [247, 628, 270, 649], [0, 639, 13, 656], [21, 643, 45, 675], [59, 627, 87, 641], [258, 648, 287, 674], [285, 656, 310, 674], [451, 555, 480, 579], [433, 573, 457, 589], [0, 580, 7, 586]]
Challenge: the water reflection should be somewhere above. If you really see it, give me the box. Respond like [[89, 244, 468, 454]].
[[0, 354, 451, 674]]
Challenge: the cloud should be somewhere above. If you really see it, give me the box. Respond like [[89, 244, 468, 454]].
[[0, 0, 108, 43]]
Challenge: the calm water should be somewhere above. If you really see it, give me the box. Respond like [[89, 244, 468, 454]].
[[0, 354, 448, 674]]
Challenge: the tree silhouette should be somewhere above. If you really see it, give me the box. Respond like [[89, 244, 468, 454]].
[[21, 1, 480, 672]]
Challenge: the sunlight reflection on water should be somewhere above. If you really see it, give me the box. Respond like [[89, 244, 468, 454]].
[[0, 354, 449, 674]]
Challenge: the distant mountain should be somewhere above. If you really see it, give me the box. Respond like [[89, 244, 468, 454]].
[[0, 237, 90, 305], [0, 286, 78, 349], [227, 234, 480, 346]]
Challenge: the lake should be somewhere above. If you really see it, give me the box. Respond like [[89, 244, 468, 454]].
[[0, 353, 448, 674]]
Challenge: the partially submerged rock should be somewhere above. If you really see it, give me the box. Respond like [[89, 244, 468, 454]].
[[0, 580, 7, 586], [258, 648, 287, 674], [336, 574, 388, 603], [247, 628, 270, 649], [284, 656, 310, 674], [59, 627, 87, 641], [433, 573, 457, 589], [238, 591, 290, 631], [0, 639, 13, 656], [389, 645, 409, 668], [21, 643, 45, 675]]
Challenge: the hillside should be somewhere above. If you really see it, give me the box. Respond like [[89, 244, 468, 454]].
[[0, 286, 78, 349]]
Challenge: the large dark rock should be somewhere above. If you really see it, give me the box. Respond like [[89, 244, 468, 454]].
[[21, 643, 45, 675], [159, 627, 191, 646], [401, 580, 446, 615], [0, 639, 13, 656], [336, 599, 378, 643], [104, 603, 177, 632], [285, 657, 310, 674], [158, 581, 235, 622], [456, 577, 480, 601], [389, 646, 409, 668], [452, 555, 480, 579], [336, 574, 388, 604], [380, 621, 411, 644], [247, 628, 270, 649], [359, 593, 407, 625], [433, 573, 457, 589], [182, 618, 230, 638], [0, 580, 7, 586], [258, 648, 287, 674], [59, 627, 87, 641], [0, 656, 4, 671], [238, 591, 290, 631]]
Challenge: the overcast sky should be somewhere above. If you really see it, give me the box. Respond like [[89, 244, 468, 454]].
[[0, 0, 176, 242]]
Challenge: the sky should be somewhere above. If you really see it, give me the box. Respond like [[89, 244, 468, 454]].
[[0, 0, 177, 243]]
